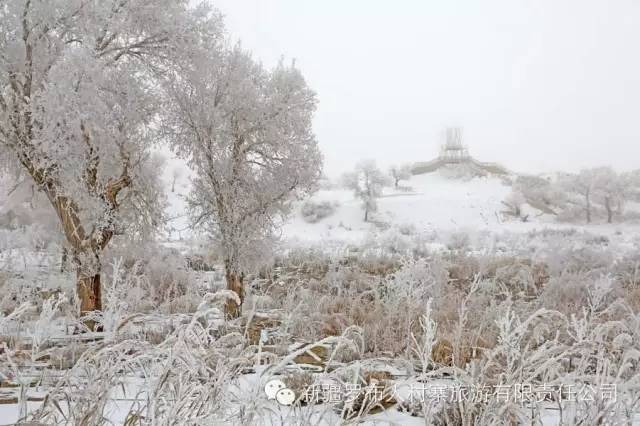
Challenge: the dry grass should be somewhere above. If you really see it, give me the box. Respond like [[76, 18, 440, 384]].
[[1, 230, 640, 424]]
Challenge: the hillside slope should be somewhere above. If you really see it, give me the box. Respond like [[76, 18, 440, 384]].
[[283, 173, 515, 243], [166, 167, 640, 246]]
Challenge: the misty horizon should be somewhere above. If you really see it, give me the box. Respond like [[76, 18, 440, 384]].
[[214, 0, 640, 177]]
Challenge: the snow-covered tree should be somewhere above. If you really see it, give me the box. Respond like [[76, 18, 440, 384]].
[[170, 167, 182, 193], [389, 164, 412, 189], [560, 167, 634, 224], [164, 45, 322, 318], [512, 175, 566, 215], [0, 1, 222, 328], [501, 190, 528, 222], [343, 160, 389, 222], [115, 152, 168, 242], [624, 169, 640, 202], [559, 169, 602, 224], [591, 167, 627, 223]]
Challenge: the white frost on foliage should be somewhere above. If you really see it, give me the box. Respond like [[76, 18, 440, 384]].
[[164, 44, 322, 277]]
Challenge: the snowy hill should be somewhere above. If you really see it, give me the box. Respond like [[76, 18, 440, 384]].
[[166, 166, 640, 246], [283, 173, 514, 243]]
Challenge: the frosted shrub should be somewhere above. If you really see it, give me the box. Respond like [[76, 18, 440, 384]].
[[300, 200, 338, 223], [513, 174, 566, 215], [613, 253, 640, 311], [0, 276, 41, 316], [356, 250, 401, 276], [110, 244, 201, 314], [446, 231, 471, 252], [397, 223, 417, 236], [410, 300, 438, 375], [388, 258, 443, 302], [30, 295, 64, 353], [275, 247, 331, 279], [488, 257, 548, 298], [29, 304, 244, 425], [535, 235, 615, 276], [0, 272, 13, 314], [557, 203, 589, 223], [374, 228, 413, 255], [97, 259, 145, 335], [146, 256, 200, 314]]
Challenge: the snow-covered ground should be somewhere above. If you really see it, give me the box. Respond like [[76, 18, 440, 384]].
[[3, 168, 640, 425], [283, 172, 640, 245], [165, 165, 640, 248], [284, 173, 512, 242]]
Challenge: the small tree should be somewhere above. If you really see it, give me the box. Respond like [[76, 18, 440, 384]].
[[560, 167, 633, 224], [170, 168, 182, 193], [592, 167, 632, 224], [165, 46, 322, 318], [344, 160, 389, 222], [389, 164, 412, 189], [559, 169, 600, 224]]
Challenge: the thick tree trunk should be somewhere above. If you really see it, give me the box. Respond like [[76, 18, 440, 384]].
[[14, 109, 128, 332], [224, 271, 245, 319], [364, 209, 369, 222], [77, 271, 102, 331], [49, 194, 109, 331]]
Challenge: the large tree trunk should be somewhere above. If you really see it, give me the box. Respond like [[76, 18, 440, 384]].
[[77, 271, 102, 331], [73, 249, 104, 331], [49, 194, 106, 331], [224, 270, 245, 319], [10, 84, 128, 332]]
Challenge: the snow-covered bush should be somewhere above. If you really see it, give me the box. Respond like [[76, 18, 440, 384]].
[[513, 174, 566, 215], [300, 200, 338, 223], [104, 242, 202, 315], [501, 190, 529, 222], [397, 223, 417, 236], [28, 317, 243, 425], [536, 237, 615, 277], [446, 231, 471, 252]]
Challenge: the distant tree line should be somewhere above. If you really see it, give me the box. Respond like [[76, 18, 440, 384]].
[[505, 167, 640, 224]]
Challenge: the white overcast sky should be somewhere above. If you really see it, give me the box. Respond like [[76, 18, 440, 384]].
[[211, 0, 640, 177]]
